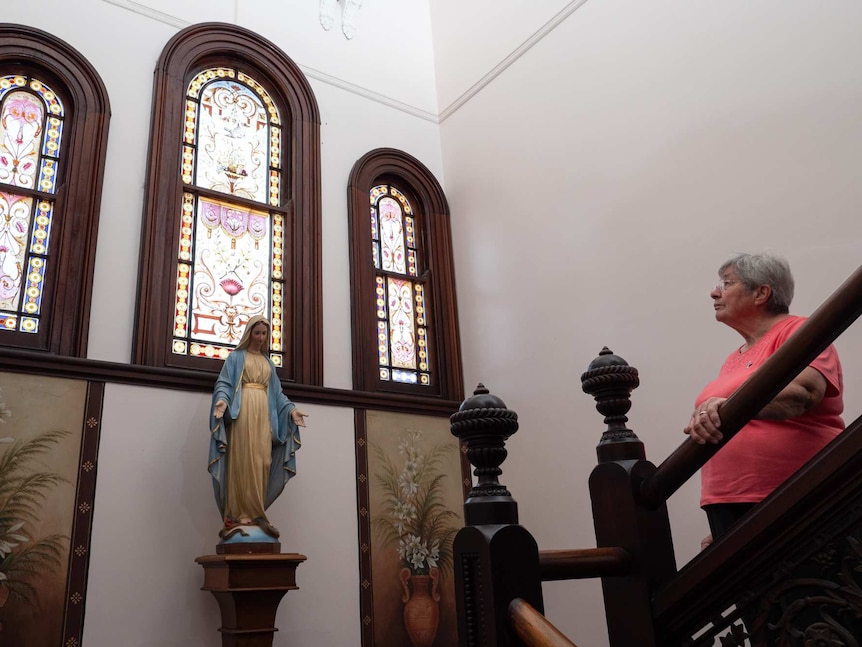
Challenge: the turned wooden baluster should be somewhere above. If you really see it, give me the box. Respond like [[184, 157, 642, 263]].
[[451, 384, 543, 647], [451, 383, 520, 525], [581, 346, 644, 463], [581, 348, 676, 647]]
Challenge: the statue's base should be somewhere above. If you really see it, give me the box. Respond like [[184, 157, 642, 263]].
[[217, 542, 281, 555], [196, 553, 307, 647]]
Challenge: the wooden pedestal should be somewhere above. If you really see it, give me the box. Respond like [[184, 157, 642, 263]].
[[196, 553, 307, 647]]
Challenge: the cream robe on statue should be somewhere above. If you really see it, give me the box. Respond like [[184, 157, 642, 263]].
[[209, 349, 301, 523], [226, 353, 274, 521]]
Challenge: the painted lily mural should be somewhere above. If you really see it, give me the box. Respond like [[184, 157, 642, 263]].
[[372, 430, 459, 578], [371, 429, 460, 647]]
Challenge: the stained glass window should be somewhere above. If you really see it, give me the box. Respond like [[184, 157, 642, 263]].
[[171, 68, 286, 365], [371, 184, 430, 386], [0, 75, 64, 335], [133, 24, 321, 383], [348, 149, 462, 399]]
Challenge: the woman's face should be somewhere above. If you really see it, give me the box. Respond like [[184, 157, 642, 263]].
[[710, 269, 755, 327], [248, 322, 269, 352]]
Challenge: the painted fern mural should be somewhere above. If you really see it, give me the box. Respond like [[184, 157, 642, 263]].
[[0, 421, 70, 609], [0, 381, 78, 647], [0, 372, 98, 647]]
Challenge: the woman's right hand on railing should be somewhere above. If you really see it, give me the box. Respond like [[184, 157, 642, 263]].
[[684, 397, 726, 445], [700, 534, 713, 551]]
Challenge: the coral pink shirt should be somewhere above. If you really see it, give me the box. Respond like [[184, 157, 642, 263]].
[[698, 316, 844, 506]]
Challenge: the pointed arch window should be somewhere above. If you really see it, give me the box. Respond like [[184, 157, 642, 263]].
[[0, 25, 110, 356], [349, 149, 463, 399], [134, 24, 322, 383]]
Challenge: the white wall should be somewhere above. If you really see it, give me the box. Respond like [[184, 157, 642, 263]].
[[430, 0, 587, 112], [88, 385, 358, 647], [238, 0, 439, 115], [433, 1, 862, 644]]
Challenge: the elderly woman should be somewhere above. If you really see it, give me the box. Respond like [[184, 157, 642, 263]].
[[209, 315, 308, 541], [685, 253, 844, 545]]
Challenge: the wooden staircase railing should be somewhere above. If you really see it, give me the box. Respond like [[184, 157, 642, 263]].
[[653, 413, 862, 644], [509, 598, 581, 647], [451, 265, 862, 646], [538, 547, 631, 582]]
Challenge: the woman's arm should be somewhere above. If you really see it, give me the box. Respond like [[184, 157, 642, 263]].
[[755, 366, 827, 420], [685, 367, 828, 444]]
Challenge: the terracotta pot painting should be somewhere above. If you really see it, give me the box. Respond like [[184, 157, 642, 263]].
[[359, 411, 468, 647], [400, 567, 440, 647], [0, 372, 101, 647]]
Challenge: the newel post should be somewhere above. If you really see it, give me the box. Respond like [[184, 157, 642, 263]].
[[581, 348, 677, 647], [450, 384, 543, 647]]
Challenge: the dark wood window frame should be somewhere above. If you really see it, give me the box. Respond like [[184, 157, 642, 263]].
[[0, 24, 110, 356], [133, 22, 322, 385], [347, 148, 463, 400]]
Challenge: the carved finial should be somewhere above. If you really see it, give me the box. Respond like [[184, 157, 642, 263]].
[[581, 348, 645, 463], [451, 384, 519, 525]]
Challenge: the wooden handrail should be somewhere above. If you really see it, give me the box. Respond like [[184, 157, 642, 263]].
[[509, 598, 581, 647], [539, 547, 631, 581], [653, 412, 862, 637], [639, 264, 862, 509]]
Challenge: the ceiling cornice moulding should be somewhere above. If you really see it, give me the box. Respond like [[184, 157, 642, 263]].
[[101, 0, 590, 124], [438, 0, 591, 123]]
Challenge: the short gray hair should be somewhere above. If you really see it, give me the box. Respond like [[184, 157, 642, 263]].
[[719, 252, 794, 314]]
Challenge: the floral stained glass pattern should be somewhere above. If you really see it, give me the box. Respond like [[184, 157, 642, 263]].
[[0, 75, 63, 334], [379, 198, 407, 274], [185, 69, 280, 206], [371, 185, 430, 386], [172, 195, 274, 359], [173, 68, 285, 364]]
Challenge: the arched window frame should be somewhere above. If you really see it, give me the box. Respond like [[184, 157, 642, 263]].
[[347, 149, 463, 400], [133, 23, 322, 384], [0, 24, 110, 356]]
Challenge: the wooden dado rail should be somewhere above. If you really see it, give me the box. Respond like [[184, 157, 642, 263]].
[[450, 265, 862, 646]]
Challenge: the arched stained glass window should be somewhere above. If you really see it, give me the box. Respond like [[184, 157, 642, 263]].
[[0, 26, 110, 356], [371, 184, 430, 385], [134, 23, 321, 384], [348, 149, 463, 400], [0, 75, 63, 335], [172, 68, 287, 366]]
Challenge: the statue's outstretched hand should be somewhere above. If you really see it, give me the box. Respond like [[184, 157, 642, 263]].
[[213, 400, 228, 419], [291, 409, 309, 427]]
